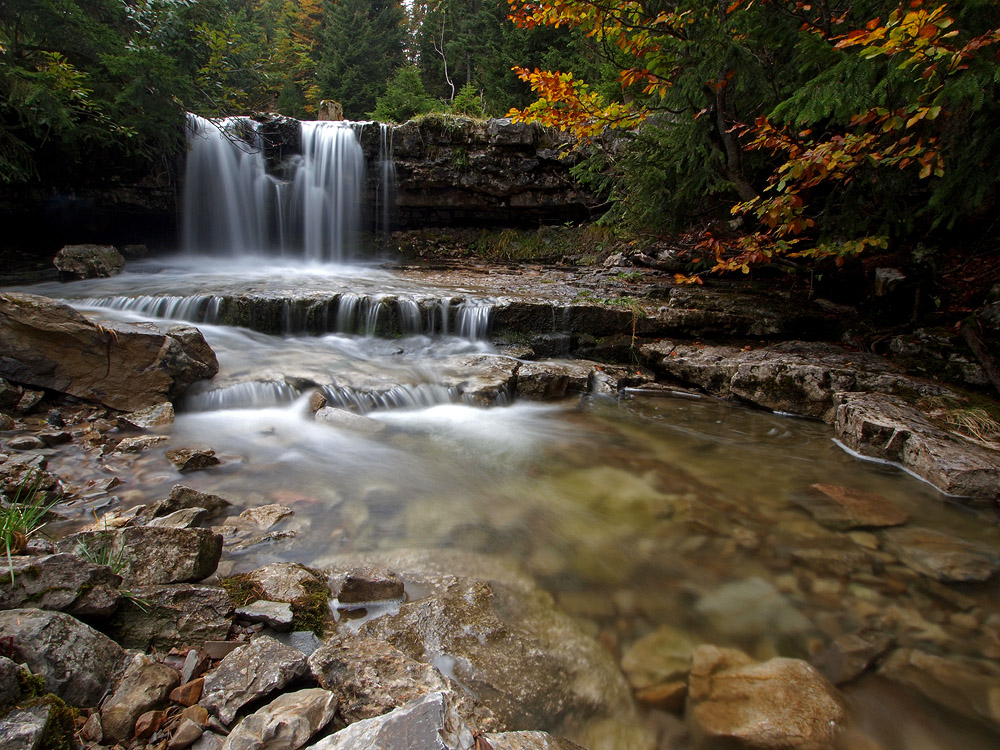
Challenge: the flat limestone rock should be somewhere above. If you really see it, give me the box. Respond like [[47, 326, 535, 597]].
[[0, 704, 53, 750], [200, 636, 310, 725], [882, 526, 1000, 583], [796, 484, 909, 530], [235, 600, 294, 631], [101, 653, 180, 743], [120, 401, 175, 430], [328, 565, 404, 603], [484, 731, 588, 750], [641, 340, 953, 419], [833, 391, 1000, 505], [245, 562, 325, 602], [54, 244, 125, 279], [516, 360, 594, 401], [0, 292, 218, 411]]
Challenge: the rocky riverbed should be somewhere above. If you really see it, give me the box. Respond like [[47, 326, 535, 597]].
[[2, 249, 1000, 750]]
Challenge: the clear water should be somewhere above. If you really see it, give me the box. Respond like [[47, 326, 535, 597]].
[[8, 262, 1000, 750]]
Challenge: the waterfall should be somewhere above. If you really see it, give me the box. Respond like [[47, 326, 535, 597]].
[[182, 114, 367, 262]]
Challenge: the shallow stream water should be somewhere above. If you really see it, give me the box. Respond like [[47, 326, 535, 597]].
[[7, 258, 1000, 750]]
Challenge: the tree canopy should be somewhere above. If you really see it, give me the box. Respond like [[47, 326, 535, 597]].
[[506, 0, 1000, 276]]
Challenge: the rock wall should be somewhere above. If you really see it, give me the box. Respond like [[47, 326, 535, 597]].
[[357, 116, 599, 229]]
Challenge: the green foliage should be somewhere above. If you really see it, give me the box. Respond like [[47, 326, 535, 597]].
[[450, 82, 484, 118], [371, 66, 438, 123], [290, 577, 330, 636], [1, 472, 58, 582], [318, 0, 408, 119]]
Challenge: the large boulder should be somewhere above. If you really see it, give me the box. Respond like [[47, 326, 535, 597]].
[[686, 645, 847, 750], [53, 244, 125, 280], [0, 293, 218, 411], [59, 526, 223, 587], [357, 568, 636, 733], [308, 629, 491, 728], [0, 608, 127, 707], [0, 553, 122, 617]]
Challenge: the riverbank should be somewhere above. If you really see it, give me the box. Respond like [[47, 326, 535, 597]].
[[2, 246, 1000, 750]]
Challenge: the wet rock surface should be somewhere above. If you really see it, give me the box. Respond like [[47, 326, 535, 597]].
[[53, 243, 125, 280], [0, 292, 218, 411], [686, 645, 847, 750]]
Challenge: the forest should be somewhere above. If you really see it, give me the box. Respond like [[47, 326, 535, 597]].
[[1, 0, 999, 280]]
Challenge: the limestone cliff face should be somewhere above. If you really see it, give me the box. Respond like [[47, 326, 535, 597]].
[[356, 116, 599, 228]]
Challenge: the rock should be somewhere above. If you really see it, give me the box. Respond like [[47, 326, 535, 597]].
[[795, 484, 910, 529], [880, 648, 1000, 730], [116, 434, 170, 452], [0, 608, 126, 707], [305, 691, 472, 750], [7, 435, 44, 450], [246, 563, 325, 602], [635, 681, 688, 713], [882, 526, 1000, 582], [146, 507, 210, 529], [239, 504, 294, 530], [235, 600, 294, 631], [0, 553, 122, 617], [0, 293, 219, 411], [620, 625, 697, 691], [687, 645, 847, 750], [135, 708, 168, 738], [110, 584, 234, 651], [171, 678, 205, 707], [314, 406, 386, 436], [170, 718, 205, 749], [219, 688, 337, 750], [167, 447, 222, 472], [80, 712, 103, 742], [38, 430, 72, 447], [641, 340, 952, 419], [276, 631, 325, 658], [0, 414, 15, 430], [153, 485, 233, 519], [0, 656, 21, 708], [59, 526, 222, 586], [53, 243, 125, 279], [811, 631, 894, 685], [833, 392, 1000, 504], [308, 630, 467, 726], [193, 731, 226, 750], [120, 401, 175, 430], [317, 100, 343, 121], [695, 578, 813, 639], [360, 573, 636, 732], [200, 636, 310, 725], [0, 704, 53, 750], [329, 566, 404, 603], [101, 653, 180, 743], [0, 378, 22, 410], [484, 731, 588, 750], [516, 360, 593, 401]]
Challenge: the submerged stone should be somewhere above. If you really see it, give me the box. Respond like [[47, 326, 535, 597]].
[[882, 526, 1000, 583]]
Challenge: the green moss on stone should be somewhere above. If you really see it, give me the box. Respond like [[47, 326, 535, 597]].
[[219, 573, 266, 607], [290, 577, 331, 637]]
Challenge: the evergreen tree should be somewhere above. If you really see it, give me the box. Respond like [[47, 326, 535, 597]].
[[370, 66, 437, 122], [318, 0, 407, 120]]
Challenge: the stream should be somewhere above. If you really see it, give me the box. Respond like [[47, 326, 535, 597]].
[[5, 116, 1000, 749]]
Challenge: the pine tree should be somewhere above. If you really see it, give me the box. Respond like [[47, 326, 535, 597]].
[[318, 0, 408, 120]]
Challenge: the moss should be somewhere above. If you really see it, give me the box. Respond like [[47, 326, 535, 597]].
[[219, 573, 266, 607], [27, 694, 78, 750], [17, 668, 47, 700], [290, 577, 332, 637]]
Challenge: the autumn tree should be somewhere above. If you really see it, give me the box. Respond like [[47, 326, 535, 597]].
[[508, 1, 1000, 274]]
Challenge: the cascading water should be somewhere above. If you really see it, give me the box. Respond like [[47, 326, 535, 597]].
[[182, 114, 365, 261]]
